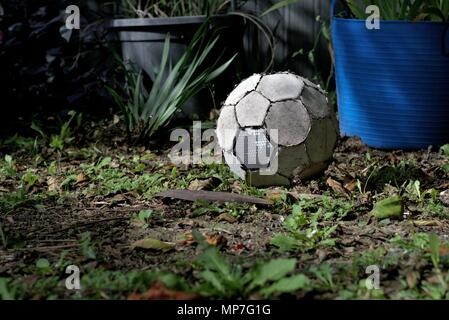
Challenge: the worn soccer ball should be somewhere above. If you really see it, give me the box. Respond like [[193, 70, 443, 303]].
[[216, 72, 338, 187]]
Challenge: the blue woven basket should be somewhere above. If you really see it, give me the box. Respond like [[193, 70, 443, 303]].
[[331, 0, 449, 149]]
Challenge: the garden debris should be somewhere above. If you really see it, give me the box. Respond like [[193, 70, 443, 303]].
[[218, 213, 238, 223], [156, 190, 272, 206], [188, 178, 217, 191], [439, 189, 449, 206], [179, 232, 227, 247], [128, 282, 197, 300], [371, 195, 404, 220], [130, 238, 175, 253], [326, 177, 349, 197], [75, 173, 89, 185], [412, 220, 443, 227], [46, 177, 60, 192]]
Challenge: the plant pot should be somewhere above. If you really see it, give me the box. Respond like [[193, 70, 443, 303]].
[[108, 14, 244, 120], [331, 0, 449, 149]]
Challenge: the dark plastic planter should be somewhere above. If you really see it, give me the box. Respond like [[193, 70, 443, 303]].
[[108, 15, 244, 119]]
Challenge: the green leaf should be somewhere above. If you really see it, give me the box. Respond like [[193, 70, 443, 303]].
[[198, 270, 226, 294], [0, 278, 14, 300], [36, 258, 50, 269], [440, 144, 449, 157], [97, 157, 112, 169], [270, 234, 299, 252], [260, 274, 310, 297], [429, 233, 441, 267], [371, 195, 404, 220], [4, 155, 12, 165], [248, 258, 297, 290], [130, 238, 175, 253], [197, 247, 232, 280]]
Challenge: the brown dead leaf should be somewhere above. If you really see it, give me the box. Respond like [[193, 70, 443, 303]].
[[47, 177, 60, 192], [232, 243, 245, 254], [188, 178, 215, 191], [232, 181, 242, 192], [76, 173, 89, 185], [113, 114, 120, 125], [265, 189, 284, 202], [178, 232, 227, 247], [326, 177, 348, 197], [218, 213, 237, 223], [178, 232, 196, 246], [439, 190, 449, 206], [344, 179, 358, 192], [205, 234, 227, 247], [128, 281, 197, 300], [406, 271, 420, 289]]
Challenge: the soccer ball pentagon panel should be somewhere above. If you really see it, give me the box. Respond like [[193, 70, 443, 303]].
[[216, 72, 338, 187]]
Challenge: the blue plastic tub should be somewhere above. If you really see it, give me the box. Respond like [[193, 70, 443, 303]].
[[331, 0, 449, 149]]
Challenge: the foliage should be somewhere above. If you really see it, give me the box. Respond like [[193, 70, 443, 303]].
[[121, 0, 231, 18], [271, 196, 352, 252], [346, 0, 449, 21], [107, 22, 236, 142], [193, 233, 311, 298], [263, 0, 449, 21]]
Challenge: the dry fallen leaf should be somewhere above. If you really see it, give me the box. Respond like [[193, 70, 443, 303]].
[[344, 179, 358, 192], [218, 213, 237, 223], [179, 232, 227, 247], [326, 177, 348, 197], [76, 173, 89, 185], [232, 243, 245, 254], [188, 178, 215, 191], [113, 114, 120, 125], [265, 189, 284, 202], [128, 281, 197, 300], [130, 238, 175, 253], [47, 176, 60, 192], [412, 220, 442, 227], [205, 234, 227, 247]]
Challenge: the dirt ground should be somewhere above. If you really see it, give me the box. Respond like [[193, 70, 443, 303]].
[[1, 130, 449, 300]]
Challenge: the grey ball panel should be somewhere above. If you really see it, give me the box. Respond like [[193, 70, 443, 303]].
[[225, 74, 261, 106], [246, 171, 290, 187], [277, 144, 309, 178], [216, 105, 239, 152], [235, 92, 270, 127], [256, 73, 304, 101], [265, 100, 311, 147], [296, 161, 329, 180], [301, 85, 331, 119], [305, 117, 337, 163]]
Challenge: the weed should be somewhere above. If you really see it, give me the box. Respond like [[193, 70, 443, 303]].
[[271, 196, 351, 252], [193, 242, 311, 298], [310, 263, 334, 290], [136, 209, 155, 228]]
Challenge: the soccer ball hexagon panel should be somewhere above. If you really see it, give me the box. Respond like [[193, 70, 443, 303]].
[[216, 72, 338, 187]]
